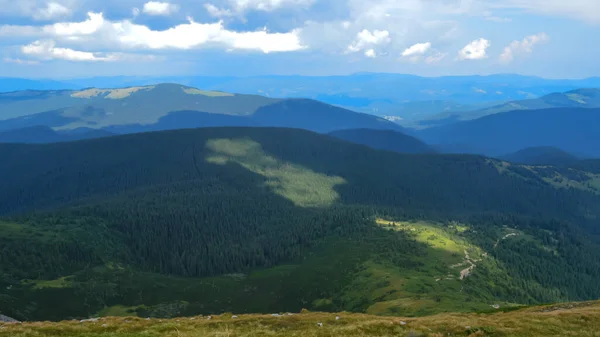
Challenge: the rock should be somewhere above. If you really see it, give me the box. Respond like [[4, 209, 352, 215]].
[[317, 322, 323, 327], [335, 316, 340, 320], [101, 324, 108, 327], [0, 315, 19, 323], [400, 321, 407, 325], [231, 315, 238, 319], [80, 318, 100, 323]]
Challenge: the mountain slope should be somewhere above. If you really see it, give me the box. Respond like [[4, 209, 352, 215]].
[[500, 146, 580, 166], [417, 107, 600, 157], [0, 126, 115, 144], [419, 88, 600, 125], [2, 127, 600, 321], [480, 88, 600, 115], [329, 128, 436, 154]]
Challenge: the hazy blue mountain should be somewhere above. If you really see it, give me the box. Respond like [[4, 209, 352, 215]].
[[329, 128, 436, 154], [6, 74, 600, 122], [0, 126, 115, 144], [0, 85, 403, 136], [499, 147, 581, 166], [421, 88, 600, 125], [417, 107, 600, 157], [0, 78, 76, 92]]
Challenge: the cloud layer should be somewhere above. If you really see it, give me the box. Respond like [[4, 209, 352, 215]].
[[0, 0, 596, 78]]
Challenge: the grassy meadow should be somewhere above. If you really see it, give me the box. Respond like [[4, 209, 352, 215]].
[[2, 301, 599, 337]]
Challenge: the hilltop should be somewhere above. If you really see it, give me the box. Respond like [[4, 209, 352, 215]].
[[2, 127, 600, 321]]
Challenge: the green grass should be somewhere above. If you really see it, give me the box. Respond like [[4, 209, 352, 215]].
[[22, 276, 73, 290], [182, 88, 234, 97], [335, 220, 514, 317], [206, 138, 346, 207], [3, 301, 600, 337]]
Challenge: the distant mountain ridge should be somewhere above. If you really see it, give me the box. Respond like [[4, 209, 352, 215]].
[[5, 75, 600, 123], [0, 126, 114, 144], [417, 107, 600, 157], [422, 88, 600, 125], [0, 84, 404, 140], [329, 128, 436, 154], [499, 147, 580, 166]]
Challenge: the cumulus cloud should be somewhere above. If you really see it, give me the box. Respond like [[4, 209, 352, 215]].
[[204, 0, 315, 18], [500, 32, 549, 63], [33, 2, 71, 20], [4, 12, 306, 55], [401, 42, 431, 57], [230, 0, 315, 12], [347, 29, 390, 53], [364, 49, 376, 58], [458, 38, 490, 60], [21, 39, 123, 61], [142, 1, 179, 16], [204, 3, 234, 18]]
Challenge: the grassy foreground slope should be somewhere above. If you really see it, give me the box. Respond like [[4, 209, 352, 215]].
[[2, 127, 600, 321], [2, 301, 600, 337]]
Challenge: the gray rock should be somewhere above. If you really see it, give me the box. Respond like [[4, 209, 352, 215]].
[[0, 314, 19, 323]]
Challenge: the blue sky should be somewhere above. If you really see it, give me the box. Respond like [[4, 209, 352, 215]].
[[0, 0, 599, 79]]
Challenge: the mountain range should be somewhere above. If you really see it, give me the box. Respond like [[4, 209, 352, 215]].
[[0, 84, 402, 135], [4, 74, 600, 122]]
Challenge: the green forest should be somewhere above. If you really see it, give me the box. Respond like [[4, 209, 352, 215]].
[[2, 127, 600, 321]]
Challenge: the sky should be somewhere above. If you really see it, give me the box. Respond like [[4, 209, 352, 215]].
[[0, 0, 599, 79]]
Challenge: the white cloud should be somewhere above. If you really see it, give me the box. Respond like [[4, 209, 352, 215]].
[[364, 49, 376, 58], [33, 2, 71, 20], [401, 42, 431, 57], [474, 87, 487, 94], [132, 7, 141, 17], [347, 29, 390, 53], [204, 3, 234, 18], [500, 32, 549, 63], [6, 12, 306, 55], [142, 1, 179, 16], [458, 38, 490, 60], [425, 51, 447, 64], [230, 0, 315, 12], [21, 39, 121, 62]]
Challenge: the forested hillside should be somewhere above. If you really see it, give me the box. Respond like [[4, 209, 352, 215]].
[[2, 127, 600, 321]]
